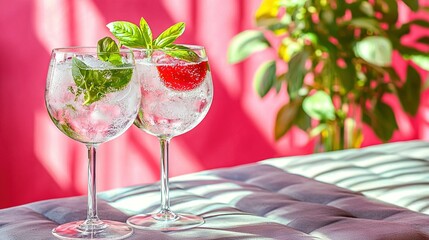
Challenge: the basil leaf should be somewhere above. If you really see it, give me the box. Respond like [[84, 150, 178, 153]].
[[107, 21, 146, 48], [71, 57, 133, 105], [72, 58, 106, 105], [139, 17, 153, 49], [72, 57, 91, 89], [164, 44, 200, 62], [50, 116, 80, 139], [153, 22, 185, 48], [97, 37, 122, 65], [105, 66, 133, 92]]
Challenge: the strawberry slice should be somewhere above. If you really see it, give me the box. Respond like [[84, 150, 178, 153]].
[[157, 61, 208, 91]]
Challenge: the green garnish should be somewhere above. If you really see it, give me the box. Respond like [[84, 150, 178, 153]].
[[164, 44, 200, 62], [97, 37, 123, 65], [107, 17, 200, 62], [49, 113, 80, 140], [71, 37, 133, 106]]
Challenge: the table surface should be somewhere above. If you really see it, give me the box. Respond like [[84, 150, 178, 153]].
[[2, 141, 429, 239]]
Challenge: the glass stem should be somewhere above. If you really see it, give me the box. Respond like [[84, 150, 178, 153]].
[[80, 144, 105, 231], [87, 144, 99, 221], [157, 137, 177, 221]]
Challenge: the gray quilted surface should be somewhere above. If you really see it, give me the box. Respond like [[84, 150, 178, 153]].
[[263, 140, 429, 214], [1, 141, 429, 239]]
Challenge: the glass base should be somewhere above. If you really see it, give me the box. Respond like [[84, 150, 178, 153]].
[[52, 220, 133, 240], [127, 212, 204, 231]]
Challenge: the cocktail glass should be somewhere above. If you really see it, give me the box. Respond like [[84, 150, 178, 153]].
[[45, 47, 141, 239], [127, 45, 213, 231]]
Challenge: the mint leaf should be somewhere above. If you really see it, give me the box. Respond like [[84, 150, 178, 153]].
[[164, 44, 200, 62], [107, 21, 147, 48], [139, 17, 153, 49], [153, 22, 185, 48], [97, 37, 122, 65]]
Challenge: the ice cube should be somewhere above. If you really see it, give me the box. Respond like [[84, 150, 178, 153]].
[[151, 51, 188, 65], [49, 60, 75, 102], [80, 55, 113, 69]]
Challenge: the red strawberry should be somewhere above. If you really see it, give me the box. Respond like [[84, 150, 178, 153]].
[[157, 61, 208, 91]]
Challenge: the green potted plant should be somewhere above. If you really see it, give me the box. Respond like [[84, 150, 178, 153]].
[[228, 0, 429, 151]]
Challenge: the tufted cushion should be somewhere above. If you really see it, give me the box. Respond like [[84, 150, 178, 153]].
[[263, 140, 429, 214], [1, 141, 429, 239]]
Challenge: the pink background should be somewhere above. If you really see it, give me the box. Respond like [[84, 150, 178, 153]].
[[1, 0, 428, 208]]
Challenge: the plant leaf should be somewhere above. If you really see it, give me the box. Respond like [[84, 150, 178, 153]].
[[347, 18, 382, 33], [366, 101, 398, 142], [139, 17, 153, 49], [409, 19, 429, 28], [336, 59, 356, 92], [153, 22, 185, 48], [253, 60, 277, 97], [274, 99, 302, 140], [383, 0, 398, 23], [275, 73, 286, 93], [398, 45, 426, 57], [397, 65, 421, 115], [416, 36, 429, 45], [402, 0, 419, 12], [106, 21, 146, 48], [267, 22, 288, 35], [302, 91, 336, 121], [97, 37, 122, 65], [278, 38, 302, 62], [411, 55, 429, 71], [354, 36, 392, 66], [228, 30, 271, 63], [294, 106, 311, 131], [359, 2, 374, 17], [286, 50, 309, 99], [385, 67, 401, 84]]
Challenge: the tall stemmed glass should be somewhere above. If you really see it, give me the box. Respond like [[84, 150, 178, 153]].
[[127, 45, 213, 231], [45, 47, 141, 239]]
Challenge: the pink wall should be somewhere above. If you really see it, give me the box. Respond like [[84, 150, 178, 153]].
[[0, 0, 427, 208]]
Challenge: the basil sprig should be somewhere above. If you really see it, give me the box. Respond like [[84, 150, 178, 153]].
[[71, 37, 133, 106], [107, 17, 200, 62]]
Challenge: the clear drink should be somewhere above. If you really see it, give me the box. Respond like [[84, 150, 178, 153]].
[[45, 47, 140, 240], [128, 45, 213, 231], [46, 56, 140, 144], [134, 58, 212, 138]]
